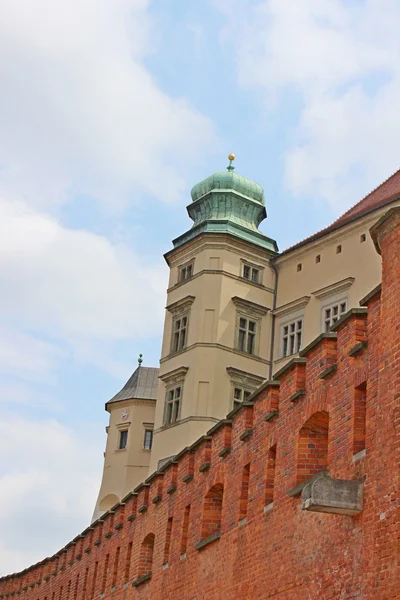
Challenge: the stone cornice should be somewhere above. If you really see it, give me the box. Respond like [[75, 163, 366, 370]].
[[160, 342, 270, 365], [231, 296, 270, 316], [166, 295, 195, 314], [312, 277, 355, 300], [272, 296, 310, 317], [167, 268, 275, 295], [159, 366, 189, 385]]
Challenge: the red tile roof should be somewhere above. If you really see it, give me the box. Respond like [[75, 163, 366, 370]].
[[281, 168, 400, 255]]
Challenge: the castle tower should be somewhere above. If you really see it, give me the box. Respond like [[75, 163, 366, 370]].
[[92, 357, 159, 522], [149, 155, 278, 470]]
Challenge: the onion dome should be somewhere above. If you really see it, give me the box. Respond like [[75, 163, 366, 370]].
[[172, 154, 278, 253]]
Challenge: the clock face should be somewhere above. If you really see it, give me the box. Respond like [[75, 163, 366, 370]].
[[121, 409, 129, 421]]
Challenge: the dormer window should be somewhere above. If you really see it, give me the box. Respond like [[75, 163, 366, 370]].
[[179, 262, 194, 283]]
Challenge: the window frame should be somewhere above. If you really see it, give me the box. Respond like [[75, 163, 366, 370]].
[[164, 385, 182, 425], [233, 386, 252, 409], [321, 297, 348, 332], [143, 426, 154, 451], [171, 314, 188, 353], [237, 315, 258, 355], [178, 260, 194, 283], [118, 429, 128, 450], [240, 260, 264, 285], [281, 317, 303, 358]]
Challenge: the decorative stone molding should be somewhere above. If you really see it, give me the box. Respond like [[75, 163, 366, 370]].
[[166, 295, 195, 316], [226, 367, 265, 389], [231, 296, 269, 318], [159, 366, 189, 386], [312, 277, 355, 300], [272, 296, 310, 318]]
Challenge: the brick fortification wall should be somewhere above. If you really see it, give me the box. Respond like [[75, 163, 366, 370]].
[[1, 210, 399, 599]]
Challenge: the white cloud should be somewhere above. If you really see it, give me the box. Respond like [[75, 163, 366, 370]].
[[0, 415, 101, 575], [219, 0, 400, 211], [0, 197, 167, 377], [0, 0, 218, 210]]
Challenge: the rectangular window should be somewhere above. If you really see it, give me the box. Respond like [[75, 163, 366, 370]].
[[282, 319, 303, 357], [143, 429, 153, 450], [165, 387, 181, 425], [243, 264, 260, 283], [119, 430, 128, 450], [238, 317, 257, 354], [323, 300, 347, 332], [172, 316, 188, 352], [233, 387, 252, 409], [179, 262, 193, 282]]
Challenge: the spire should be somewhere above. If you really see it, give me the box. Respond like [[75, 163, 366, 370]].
[[138, 353, 143, 367]]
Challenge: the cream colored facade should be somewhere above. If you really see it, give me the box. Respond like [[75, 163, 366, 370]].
[[272, 204, 397, 371], [149, 233, 275, 471], [92, 162, 399, 520]]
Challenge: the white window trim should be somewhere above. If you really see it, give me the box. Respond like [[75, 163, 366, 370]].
[[226, 367, 264, 411], [320, 291, 349, 333], [166, 296, 195, 356], [143, 423, 154, 451], [115, 423, 130, 451], [278, 308, 305, 358], [232, 297, 269, 357], [160, 367, 189, 428], [178, 259, 195, 284], [240, 259, 264, 285]]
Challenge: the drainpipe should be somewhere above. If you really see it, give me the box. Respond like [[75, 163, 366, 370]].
[[268, 260, 279, 380]]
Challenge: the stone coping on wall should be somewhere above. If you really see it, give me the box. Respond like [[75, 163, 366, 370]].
[[0, 313, 373, 585]]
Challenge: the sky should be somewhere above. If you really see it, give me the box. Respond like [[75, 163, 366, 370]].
[[1, 0, 400, 576]]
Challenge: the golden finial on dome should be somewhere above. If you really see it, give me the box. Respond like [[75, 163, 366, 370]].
[[228, 153, 235, 161], [227, 153, 235, 171]]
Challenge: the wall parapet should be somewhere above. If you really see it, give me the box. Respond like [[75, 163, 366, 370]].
[[1, 208, 400, 599]]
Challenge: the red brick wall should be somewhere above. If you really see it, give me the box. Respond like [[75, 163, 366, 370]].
[[1, 210, 400, 599]]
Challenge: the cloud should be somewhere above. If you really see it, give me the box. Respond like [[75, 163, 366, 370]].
[[0, 414, 101, 575], [217, 0, 400, 211], [0, 197, 167, 380], [0, 0, 218, 210]]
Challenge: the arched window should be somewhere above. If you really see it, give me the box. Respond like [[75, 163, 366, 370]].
[[201, 483, 224, 540], [137, 533, 155, 580], [297, 411, 329, 485]]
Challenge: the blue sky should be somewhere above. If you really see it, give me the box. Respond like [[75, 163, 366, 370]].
[[1, 0, 400, 574]]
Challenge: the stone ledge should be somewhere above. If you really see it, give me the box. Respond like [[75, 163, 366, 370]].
[[290, 389, 306, 403], [127, 514, 136, 522], [138, 505, 148, 514], [288, 471, 329, 498], [330, 308, 368, 332], [319, 364, 337, 379], [239, 429, 253, 441], [199, 462, 211, 472], [273, 357, 307, 381], [166, 485, 177, 495], [218, 447, 232, 458], [152, 494, 162, 504], [183, 473, 194, 483], [115, 523, 123, 530], [194, 532, 221, 551], [264, 410, 279, 422], [348, 341, 368, 356], [132, 573, 152, 587]]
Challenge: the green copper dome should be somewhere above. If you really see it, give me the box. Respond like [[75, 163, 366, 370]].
[[191, 171, 264, 205], [172, 156, 278, 253]]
